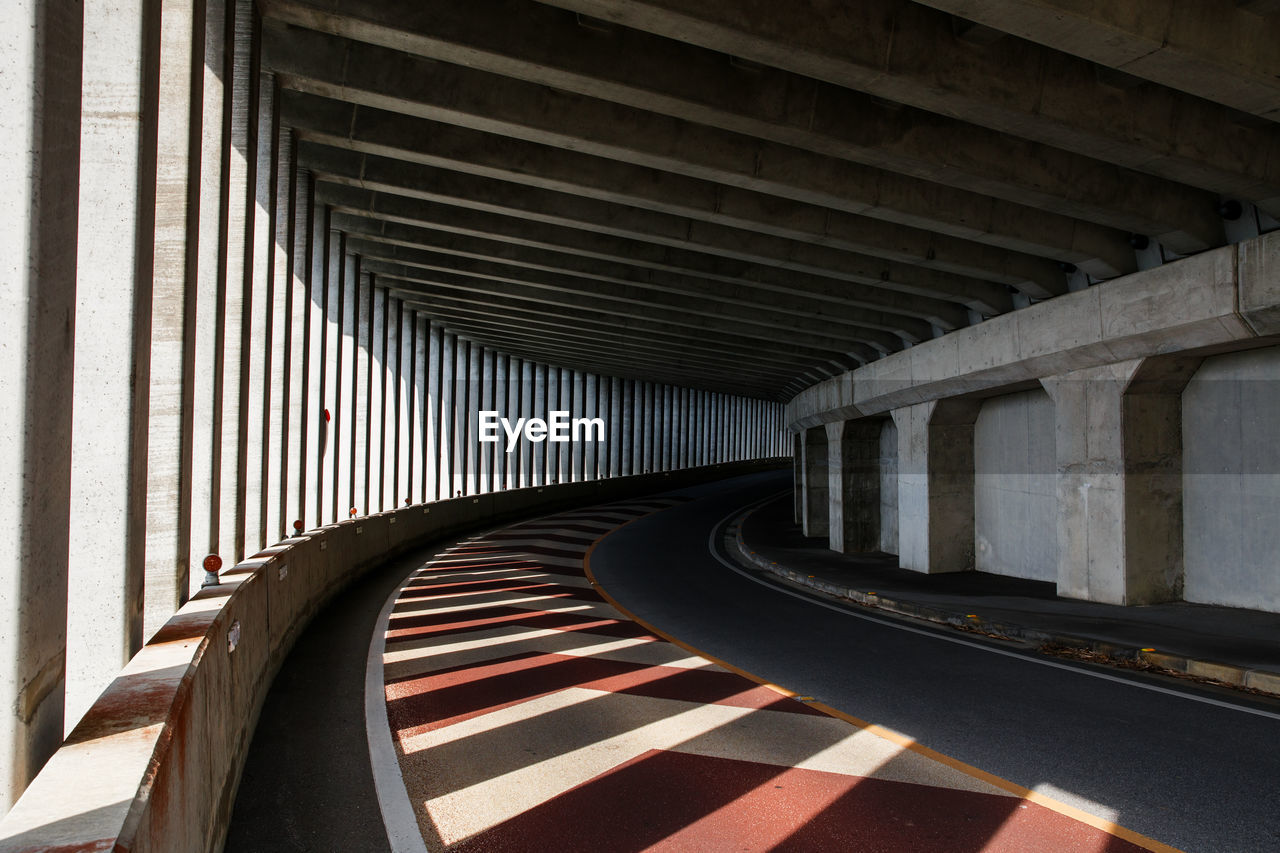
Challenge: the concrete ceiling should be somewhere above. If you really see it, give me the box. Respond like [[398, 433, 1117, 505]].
[[260, 0, 1280, 401]]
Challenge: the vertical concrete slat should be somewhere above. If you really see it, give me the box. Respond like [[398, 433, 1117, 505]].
[[339, 248, 358, 517], [217, 0, 257, 565], [187, 0, 227, 590], [519, 360, 535, 487], [350, 261, 369, 515], [480, 348, 495, 493], [451, 339, 468, 497], [242, 66, 272, 556], [69, 0, 163, 731], [409, 313, 426, 503], [438, 331, 455, 499], [283, 143, 308, 535], [0, 0, 84, 805], [533, 363, 541, 485], [143, 0, 202, 639]]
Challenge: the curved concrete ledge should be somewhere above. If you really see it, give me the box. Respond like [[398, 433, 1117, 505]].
[[0, 461, 784, 853], [786, 230, 1280, 430]]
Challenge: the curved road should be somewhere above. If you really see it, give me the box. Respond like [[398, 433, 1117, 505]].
[[227, 470, 1280, 851], [590, 471, 1280, 853]]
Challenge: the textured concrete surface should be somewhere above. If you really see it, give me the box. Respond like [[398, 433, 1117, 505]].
[[973, 389, 1056, 582], [1183, 346, 1280, 612]]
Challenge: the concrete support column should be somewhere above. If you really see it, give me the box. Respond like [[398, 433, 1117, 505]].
[[0, 0, 83, 806], [1040, 358, 1194, 605], [337, 235, 358, 517], [144, 0, 202, 636], [368, 283, 386, 512], [662, 386, 674, 471], [800, 427, 829, 538], [217, 0, 258, 564], [408, 312, 425, 503], [584, 373, 598, 480], [437, 331, 455, 498], [66, 0, 162, 731], [280, 138, 306, 537], [793, 432, 803, 523], [317, 217, 338, 523], [531, 363, 546, 485], [480, 348, 496, 492], [502, 355, 517, 489], [392, 301, 408, 506], [827, 420, 886, 554], [298, 178, 321, 529], [608, 377, 622, 478], [570, 370, 585, 482], [350, 264, 369, 514], [243, 69, 273, 555], [427, 323, 443, 500], [519, 359, 534, 487], [891, 399, 980, 574], [465, 342, 481, 495], [188, 0, 228, 578]]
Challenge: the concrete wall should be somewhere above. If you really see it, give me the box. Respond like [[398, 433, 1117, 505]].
[[0, 460, 785, 853], [973, 389, 1057, 582], [1183, 346, 1280, 612], [879, 419, 898, 554]]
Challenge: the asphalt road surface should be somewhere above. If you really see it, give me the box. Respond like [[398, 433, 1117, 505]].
[[228, 470, 1280, 852], [589, 471, 1280, 852]]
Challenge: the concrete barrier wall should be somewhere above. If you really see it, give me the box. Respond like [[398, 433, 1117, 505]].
[[1183, 346, 1280, 611], [973, 389, 1057, 582], [0, 460, 784, 853]]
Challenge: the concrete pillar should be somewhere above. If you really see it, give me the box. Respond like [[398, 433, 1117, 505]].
[[569, 370, 584, 482], [243, 69, 273, 555], [1041, 358, 1195, 605], [65, 0, 162, 731], [519, 359, 534, 487], [891, 399, 981, 574], [827, 420, 886, 554], [144, 0, 203, 636], [0, 0, 83, 806], [218, 0, 258, 564], [368, 283, 386, 512], [793, 432, 803, 523], [642, 382, 655, 473], [662, 386, 674, 471], [531, 363, 547, 485], [393, 301, 409, 506], [351, 266, 370, 513], [801, 427, 829, 537], [583, 373, 598, 480], [501, 350, 517, 484], [188, 0, 228, 581], [559, 368, 573, 483], [409, 313, 426, 503], [384, 296, 401, 508], [280, 136, 306, 538], [480, 348, 495, 492], [438, 331, 455, 498], [343, 253, 362, 515], [427, 323, 443, 500], [316, 215, 337, 524], [464, 341, 481, 495]]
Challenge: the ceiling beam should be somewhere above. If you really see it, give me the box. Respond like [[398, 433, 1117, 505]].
[[263, 0, 1225, 250], [266, 25, 1141, 274]]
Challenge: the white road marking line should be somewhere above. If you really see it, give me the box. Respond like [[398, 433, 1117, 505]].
[[704, 500, 1280, 723]]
